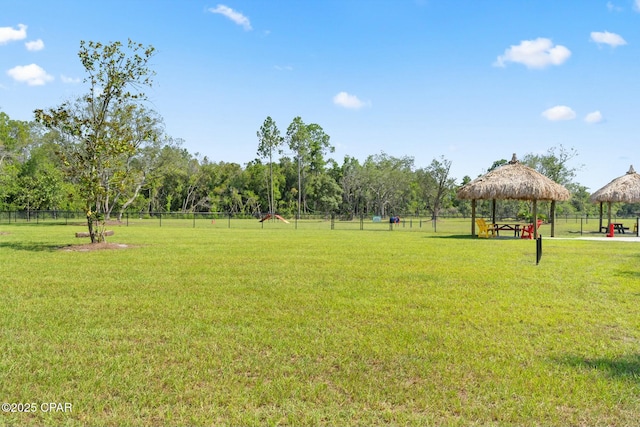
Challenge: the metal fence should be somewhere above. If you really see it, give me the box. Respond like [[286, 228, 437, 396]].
[[0, 210, 442, 231], [1, 210, 638, 236]]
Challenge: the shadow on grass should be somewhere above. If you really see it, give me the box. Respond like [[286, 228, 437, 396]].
[[616, 270, 640, 279], [0, 241, 61, 252], [0, 222, 83, 227], [566, 230, 603, 235], [426, 234, 475, 239], [557, 354, 640, 382]]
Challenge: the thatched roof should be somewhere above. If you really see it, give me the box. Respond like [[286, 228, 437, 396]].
[[457, 154, 571, 201], [589, 165, 640, 203]]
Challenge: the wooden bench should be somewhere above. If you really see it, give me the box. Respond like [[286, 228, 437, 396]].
[[494, 223, 522, 237], [599, 223, 629, 234]]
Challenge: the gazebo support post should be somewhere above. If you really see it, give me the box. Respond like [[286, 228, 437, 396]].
[[533, 199, 538, 238], [471, 199, 476, 237], [550, 200, 556, 237], [607, 201, 612, 228], [599, 202, 604, 232], [492, 199, 496, 225]]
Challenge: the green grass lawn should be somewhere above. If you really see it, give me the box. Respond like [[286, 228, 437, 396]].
[[1, 224, 639, 426]]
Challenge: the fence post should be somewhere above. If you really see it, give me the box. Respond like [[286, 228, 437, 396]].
[[536, 235, 542, 265], [159, 213, 162, 227], [228, 213, 231, 229]]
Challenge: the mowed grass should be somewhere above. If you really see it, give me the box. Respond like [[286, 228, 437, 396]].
[[87, 215, 636, 237], [1, 224, 640, 426]]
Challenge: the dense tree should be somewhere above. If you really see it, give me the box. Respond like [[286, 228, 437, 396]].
[[453, 175, 472, 217], [305, 171, 342, 214], [0, 113, 31, 210], [256, 117, 283, 217], [522, 145, 581, 220], [207, 161, 244, 214], [488, 158, 508, 172], [14, 141, 66, 211], [361, 153, 414, 217], [285, 117, 308, 218], [285, 117, 335, 215], [35, 39, 157, 242], [522, 145, 580, 186], [143, 140, 190, 213], [2, 101, 617, 223], [242, 160, 271, 215], [566, 183, 598, 217], [331, 156, 364, 219], [422, 156, 456, 219], [0, 112, 30, 167]]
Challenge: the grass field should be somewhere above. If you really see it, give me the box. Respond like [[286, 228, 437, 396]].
[[1, 221, 640, 426]]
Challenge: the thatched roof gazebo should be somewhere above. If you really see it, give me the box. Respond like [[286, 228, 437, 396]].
[[457, 154, 570, 238], [589, 165, 640, 231]]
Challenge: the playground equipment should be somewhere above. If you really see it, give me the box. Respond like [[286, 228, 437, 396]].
[[259, 214, 290, 224]]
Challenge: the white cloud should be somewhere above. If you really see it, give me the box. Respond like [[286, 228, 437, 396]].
[[607, 2, 622, 12], [25, 38, 44, 51], [584, 111, 604, 124], [541, 105, 576, 121], [635, 0, 640, 11], [494, 38, 571, 69], [333, 92, 369, 110], [7, 64, 54, 86], [61, 74, 81, 84], [590, 31, 626, 47], [0, 24, 27, 45], [208, 5, 252, 31]]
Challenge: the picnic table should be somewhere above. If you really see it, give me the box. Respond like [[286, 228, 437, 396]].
[[600, 223, 629, 234], [494, 223, 523, 237]]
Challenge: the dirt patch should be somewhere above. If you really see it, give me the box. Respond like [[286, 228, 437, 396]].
[[0, 231, 10, 235], [60, 242, 131, 252]]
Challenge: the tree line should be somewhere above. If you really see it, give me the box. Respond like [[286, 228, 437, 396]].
[[1, 40, 636, 240], [1, 105, 460, 218]]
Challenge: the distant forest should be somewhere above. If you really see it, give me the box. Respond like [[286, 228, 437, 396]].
[[5, 109, 639, 221]]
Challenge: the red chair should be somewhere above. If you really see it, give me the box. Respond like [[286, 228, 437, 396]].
[[521, 219, 543, 239]]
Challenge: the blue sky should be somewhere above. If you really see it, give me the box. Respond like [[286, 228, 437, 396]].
[[2, 0, 639, 191]]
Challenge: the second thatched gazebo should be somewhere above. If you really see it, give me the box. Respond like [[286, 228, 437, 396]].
[[589, 165, 640, 231], [457, 154, 570, 238]]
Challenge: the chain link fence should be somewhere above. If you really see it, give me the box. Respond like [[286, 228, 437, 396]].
[[1, 210, 638, 236]]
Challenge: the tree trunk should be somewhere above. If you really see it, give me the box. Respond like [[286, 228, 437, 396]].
[[87, 214, 96, 244]]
